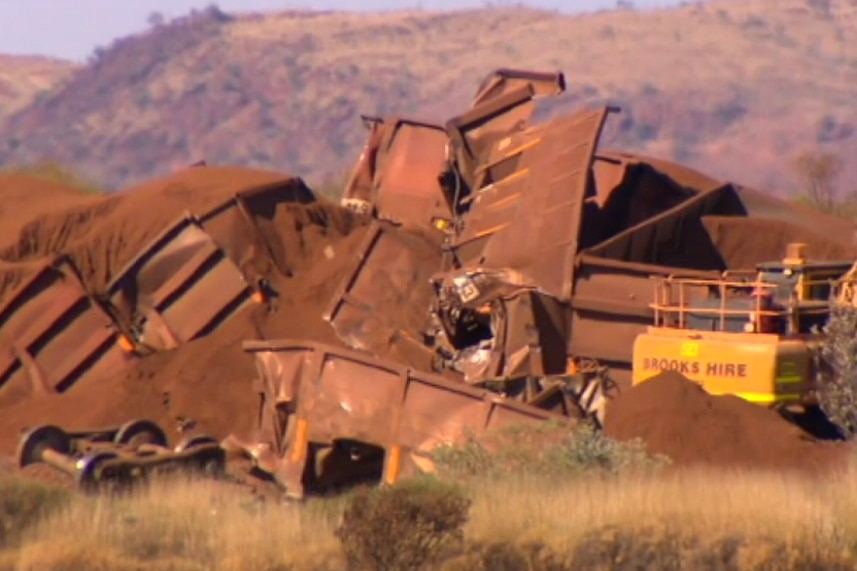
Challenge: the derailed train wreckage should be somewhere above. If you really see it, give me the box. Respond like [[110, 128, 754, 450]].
[[333, 68, 857, 397], [7, 68, 857, 496]]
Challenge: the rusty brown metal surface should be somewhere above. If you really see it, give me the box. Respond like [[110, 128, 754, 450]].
[[565, 187, 745, 385], [596, 150, 724, 194], [340, 115, 451, 232], [328, 67, 857, 413], [106, 214, 254, 352], [424, 268, 610, 423], [428, 269, 568, 382], [732, 186, 857, 250], [322, 221, 441, 368], [453, 107, 614, 300], [198, 179, 316, 282], [0, 177, 313, 407], [371, 117, 451, 229], [341, 115, 385, 214], [0, 257, 135, 405], [445, 85, 539, 193], [581, 183, 857, 271], [582, 185, 738, 269], [585, 154, 699, 249], [702, 216, 857, 269], [568, 257, 720, 387], [472, 68, 566, 107], [239, 338, 572, 497]]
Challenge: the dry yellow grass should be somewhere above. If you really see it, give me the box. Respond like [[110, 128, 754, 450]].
[[3, 476, 344, 571], [4, 465, 857, 570], [467, 469, 849, 549]]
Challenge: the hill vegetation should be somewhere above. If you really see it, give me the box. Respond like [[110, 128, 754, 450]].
[[0, 55, 76, 121], [0, 0, 854, 198]]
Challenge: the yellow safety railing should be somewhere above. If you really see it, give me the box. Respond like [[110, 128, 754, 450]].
[[650, 275, 836, 334]]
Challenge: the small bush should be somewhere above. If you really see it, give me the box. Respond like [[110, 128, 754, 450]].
[[432, 422, 670, 481], [544, 423, 670, 476], [814, 304, 857, 438], [0, 476, 71, 547], [334, 477, 471, 571]]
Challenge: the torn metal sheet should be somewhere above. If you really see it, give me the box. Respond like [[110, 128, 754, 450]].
[[237, 339, 573, 498], [372, 117, 451, 229], [472, 68, 566, 107], [476, 367, 609, 426], [425, 268, 611, 423], [445, 85, 540, 192], [453, 107, 614, 300], [322, 221, 441, 367], [198, 179, 316, 282], [429, 268, 567, 382], [341, 116, 452, 232], [0, 257, 136, 405], [341, 115, 385, 215], [106, 214, 255, 353]]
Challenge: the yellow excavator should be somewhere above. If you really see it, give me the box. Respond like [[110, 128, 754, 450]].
[[631, 243, 857, 409]]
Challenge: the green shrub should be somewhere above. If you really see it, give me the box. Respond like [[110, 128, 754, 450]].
[[334, 477, 471, 571], [814, 304, 857, 438], [432, 422, 670, 481], [543, 423, 670, 476]]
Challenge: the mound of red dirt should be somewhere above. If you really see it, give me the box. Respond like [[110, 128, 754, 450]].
[[0, 227, 441, 457], [0, 165, 314, 305], [603, 371, 850, 473], [0, 165, 443, 458], [701, 215, 857, 269], [0, 172, 99, 249]]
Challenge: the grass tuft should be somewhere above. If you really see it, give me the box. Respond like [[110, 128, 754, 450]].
[[0, 476, 71, 548]]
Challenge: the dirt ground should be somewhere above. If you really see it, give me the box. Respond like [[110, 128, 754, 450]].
[[603, 371, 851, 474]]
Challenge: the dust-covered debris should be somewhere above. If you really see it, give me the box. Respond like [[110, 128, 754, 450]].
[[2, 66, 856, 496]]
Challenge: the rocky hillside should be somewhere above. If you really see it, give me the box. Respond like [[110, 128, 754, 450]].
[[0, 55, 76, 121], [0, 0, 855, 196]]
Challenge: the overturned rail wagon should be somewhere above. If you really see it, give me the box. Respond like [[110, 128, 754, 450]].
[[340, 66, 857, 391], [225, 339, 576, 498], [0, 170, 319, 402]]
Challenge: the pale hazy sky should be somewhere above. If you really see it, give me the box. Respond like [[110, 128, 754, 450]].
[[0, 0, 685, 62]]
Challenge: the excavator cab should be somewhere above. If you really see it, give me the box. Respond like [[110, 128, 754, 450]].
[[752, 243, 853, 334], [631, 243, 853, 407]]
